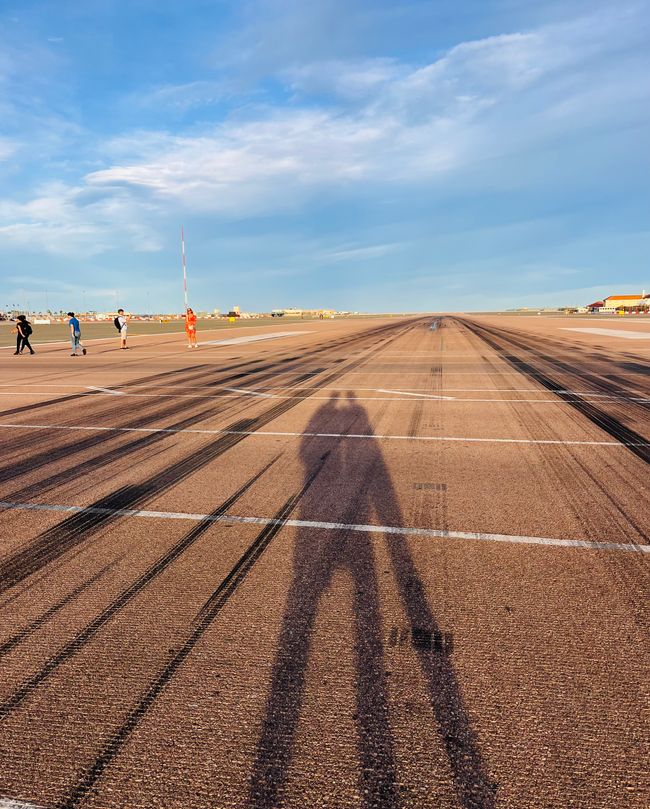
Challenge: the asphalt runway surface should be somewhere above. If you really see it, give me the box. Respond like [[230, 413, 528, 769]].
[[0, 315, 648, 809]]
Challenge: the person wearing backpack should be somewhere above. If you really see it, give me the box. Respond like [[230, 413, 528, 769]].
[[67, 312, 87, 356], [14, 315, 35, 355], [115, 308, 128, 349]]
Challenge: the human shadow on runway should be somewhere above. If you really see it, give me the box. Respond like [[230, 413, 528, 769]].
[[249, 393, 495, 809]]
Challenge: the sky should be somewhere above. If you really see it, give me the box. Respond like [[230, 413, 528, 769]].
[[0, 0, 649, 313]]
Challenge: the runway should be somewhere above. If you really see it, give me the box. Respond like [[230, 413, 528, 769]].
[[0, 315, 647, 808]]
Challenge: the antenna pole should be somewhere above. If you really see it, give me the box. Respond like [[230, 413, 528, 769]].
[[181, 225, 189, 312]]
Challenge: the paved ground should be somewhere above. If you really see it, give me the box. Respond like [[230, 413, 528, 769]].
[[0, 315, 647, 809]]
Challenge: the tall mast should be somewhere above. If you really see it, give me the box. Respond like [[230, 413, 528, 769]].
[[181, 225, 189, 312]]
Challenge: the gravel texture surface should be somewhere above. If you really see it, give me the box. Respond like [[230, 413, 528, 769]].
[[0, 315, 647, 809]]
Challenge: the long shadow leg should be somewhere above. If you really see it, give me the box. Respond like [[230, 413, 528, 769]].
[[385, 534, 496, 809], [351, 537, 400, 808], [249, 538, 332, 809]]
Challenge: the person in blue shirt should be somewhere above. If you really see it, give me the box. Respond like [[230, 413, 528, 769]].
[[67, 312, 87, 356]]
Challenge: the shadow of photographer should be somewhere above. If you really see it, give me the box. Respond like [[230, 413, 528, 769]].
[[250, 392, 495, 809]]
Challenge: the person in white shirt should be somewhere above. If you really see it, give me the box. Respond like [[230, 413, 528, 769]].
[[117, 308, 128, 349]]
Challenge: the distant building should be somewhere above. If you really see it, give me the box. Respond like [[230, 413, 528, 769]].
[[602, 293, 647, 310]]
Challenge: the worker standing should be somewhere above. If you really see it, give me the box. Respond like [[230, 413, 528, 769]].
[[185, 307, 198, 349]]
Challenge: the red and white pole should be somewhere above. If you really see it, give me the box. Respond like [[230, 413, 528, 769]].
[[181, 225, 189, 313]]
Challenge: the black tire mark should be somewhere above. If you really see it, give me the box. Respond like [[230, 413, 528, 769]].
[[56, 454, 329, 809], [0, 456, 281, 721], [0, 319, 419, 492], [461, 319, 650, 465], [0, 319, 422, 594], [0, 560, 117, 657]]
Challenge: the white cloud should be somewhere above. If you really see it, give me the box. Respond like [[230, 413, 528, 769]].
[[323, 243, 402, 261], [1, 5, 648, 257], [0, 137, 17, 160], [0, 183, 162, 256]]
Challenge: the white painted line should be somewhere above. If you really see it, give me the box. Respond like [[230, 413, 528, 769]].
[[561, 328, 650, 339], [86, 386, 124, 396], [221, 387, 273, 398], [198, 331, 311, 346], [2, 386, 643, 404], [4, 383, 648, 402], [0, 421, 648, 448], [0, 323, 316, 350], [0, 800, 44, 809], [0, 499, 646, 553], [376, 388, 456, 400]]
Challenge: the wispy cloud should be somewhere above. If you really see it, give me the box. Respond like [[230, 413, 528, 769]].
[[0, 1, 648, 311], [322, 243, 402, 261]]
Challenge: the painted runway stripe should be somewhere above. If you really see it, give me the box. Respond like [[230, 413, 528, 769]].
[[561, 327, 650, 339], [86, 386, 124, 395], [198, 331, 311, 346], [0, 324, 315, 350], [221, 387, 274, 398], [376, 388, 456, 400], [0, 390, 646, 404], [0, 499, 646, 553], [3, 382, 648, 401], [0, 421, 648, 448]]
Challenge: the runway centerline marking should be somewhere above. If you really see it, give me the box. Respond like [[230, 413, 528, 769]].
[[376, 388, 456, 400], [561, 327, 650, 339], [0, 390, 646, 404], [0, 421, 648, 448], [221, 387, 274, 398], [86, 386, 125, 395], [0, 499, 645, 554], [198, 331, 311, 346], [3, 383, 648, 402]]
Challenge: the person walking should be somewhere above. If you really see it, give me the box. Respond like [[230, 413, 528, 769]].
[[14, 315, 35, 355], [67, 312, 87, 356], [115, 308, 128, 349], [185, 307, 197, 349]]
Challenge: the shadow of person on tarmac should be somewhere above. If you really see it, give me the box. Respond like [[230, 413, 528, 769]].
[[249, 392, 495, 809]]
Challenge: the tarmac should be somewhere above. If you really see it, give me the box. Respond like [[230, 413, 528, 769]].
[[0, 314, 648, 808]]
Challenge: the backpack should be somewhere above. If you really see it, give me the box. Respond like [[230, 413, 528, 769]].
[[23, 322, 33, 336], [114, 316, 122, 331]]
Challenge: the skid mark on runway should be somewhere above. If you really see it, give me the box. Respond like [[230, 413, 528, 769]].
[[463, 320, 650, 465], [0, 458, 281, 721], [1, 500, 647, 553], [0, 320, 418, 505], [56, 456, 329, 809], [0, 561, 116, 657], [0, 320, 421, 597]]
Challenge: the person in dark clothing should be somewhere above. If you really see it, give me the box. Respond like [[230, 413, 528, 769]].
[[14, 315, 34, 355]]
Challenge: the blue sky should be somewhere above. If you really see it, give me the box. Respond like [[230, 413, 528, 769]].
[[1, 0, 649, 313]]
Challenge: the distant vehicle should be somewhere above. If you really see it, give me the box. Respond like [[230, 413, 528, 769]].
[[226, 310, 240, 318], [271, 309, 285, 317]]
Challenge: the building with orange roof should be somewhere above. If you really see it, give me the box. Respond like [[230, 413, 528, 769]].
[[598, 293, 648, 311]]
